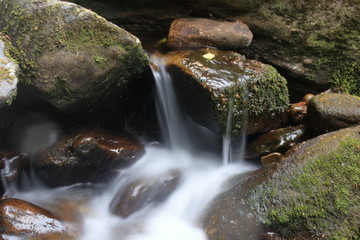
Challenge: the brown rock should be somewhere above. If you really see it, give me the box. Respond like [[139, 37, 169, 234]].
[[290, 102, 307, 123], [32, 128, 145, 187], [110, 170, 181, 218], [247, 125, 307, 158], [0, 198, 73, 238], [167, 18, 253, 49], [303, 93, 315, 104], [261, 152, 283, 167]]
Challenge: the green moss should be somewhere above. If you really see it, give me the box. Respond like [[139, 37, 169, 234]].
[[331, 62, 360, 96], [250, 137, 360, 239], [0, 66, 11, 80]]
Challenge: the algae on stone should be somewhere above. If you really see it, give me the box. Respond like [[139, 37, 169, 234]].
[[249, 127, 360, 239], [0, 0, 148, 111], [164, 49, 289, 136]]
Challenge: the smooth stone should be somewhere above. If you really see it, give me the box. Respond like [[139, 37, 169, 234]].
[[307, 93, 360, 133], [110, 170, 181, 218], [32, 128, 145, 187], [167, 18, 253, 49], [0, 153, 28, 190], [246, 125, 307, 158], [290, 102, 307, 123], [261, 152, 283, 167], [0, 198, 74, 238]]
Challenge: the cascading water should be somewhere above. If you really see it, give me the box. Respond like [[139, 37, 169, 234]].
[[3, 53, 256, 240]]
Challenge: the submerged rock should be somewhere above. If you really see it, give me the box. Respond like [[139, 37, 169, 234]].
[[202, 125, 360, 239], [110, 170, 181, 218], [0, 35, 18, 106], [163, 49, 289, 136], [0, 198, 75, 238], [167, 18, 253, 49], [0, 0, 148, 112], [32, 128, 145, 187], [307, 93, 360, 133]]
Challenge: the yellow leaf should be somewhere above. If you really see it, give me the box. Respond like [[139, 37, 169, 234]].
[[203, 52, 215, 60]]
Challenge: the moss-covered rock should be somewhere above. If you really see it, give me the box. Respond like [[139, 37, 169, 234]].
[[0, 0, 148, 112], [307, 93, 360, 133], [162, 49, 289, 136], [250, 126, 360, 239], [202, 126, 360, 240], [0, 34, 19, 106], [185, 0, 360, 97]]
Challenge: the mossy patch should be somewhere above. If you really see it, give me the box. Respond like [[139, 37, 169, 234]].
[[250, 136, 360, 239]]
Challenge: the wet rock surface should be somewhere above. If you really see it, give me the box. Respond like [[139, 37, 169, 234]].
[[32, 128, 145, 187], [246, 125, 307, 158], [0, 35, 18, 106], [167, 18, 253, 49], [0, 153, 28, 190], [307, 93, 360, 133], [163, 49, 289, 136], [0, 0, 148, 112], [203, 126, 360, 240], [110, 170, 181, 218], [0, 198, 75, 238]]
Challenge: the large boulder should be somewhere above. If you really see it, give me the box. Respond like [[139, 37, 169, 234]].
[[202, 125, 360, 239], [307, 93, 360, 133], [0, 35, 19, 106], [0, 0, 148, 112], [167, 18, 253, 49], [162, 49, 289, 136], [32, 128, 145, 187]]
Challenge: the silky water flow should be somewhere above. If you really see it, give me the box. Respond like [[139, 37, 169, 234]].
[[3, 54, 257, 240]]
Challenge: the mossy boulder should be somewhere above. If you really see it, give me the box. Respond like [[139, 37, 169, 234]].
[[0, 35, 18, 106], [307, 93, 360, 133], [162, 49, 289, 136], [0, 0, 148, 112], [202, 125, 360, 239], [186, 0, 360, 98]]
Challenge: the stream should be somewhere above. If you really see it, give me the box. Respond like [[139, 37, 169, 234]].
[[2, 52, 257, 240]]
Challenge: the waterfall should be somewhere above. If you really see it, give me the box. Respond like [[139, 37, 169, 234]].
[[4, 53, 256, 240]]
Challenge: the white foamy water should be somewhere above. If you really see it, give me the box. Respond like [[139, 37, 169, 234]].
[[4, 54, 256, 240]]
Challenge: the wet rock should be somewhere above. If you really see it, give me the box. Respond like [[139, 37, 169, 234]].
[[167, 18, 253, 49], [32, 128, 145, 187], [0, 198, 74, 238], [0, 0, 148, 112], [0, 153, 28, 190], [110, 170, 181, 218], [203, 125, 360, 240], [247, 125, 307, 158], [303, 94, 314, 104], [163, 49, 289, 136], [307, 93, 360, 133], [290, 102, 307, 123], [260, 152, 283, 167], [0, 35, 18, 106], [188, 0, 360, 96]]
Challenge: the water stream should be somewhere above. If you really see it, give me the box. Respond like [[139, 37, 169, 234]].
[[3, 54, 256, 240]]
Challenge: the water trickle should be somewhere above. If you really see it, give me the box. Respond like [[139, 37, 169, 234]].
[[2, 53, 256, 240]]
